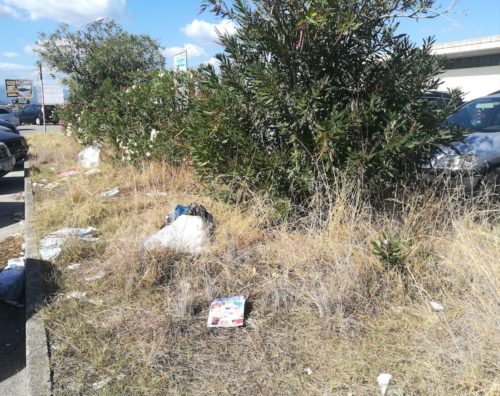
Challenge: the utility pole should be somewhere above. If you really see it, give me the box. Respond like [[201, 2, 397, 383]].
[[38, 62, 47, 134]]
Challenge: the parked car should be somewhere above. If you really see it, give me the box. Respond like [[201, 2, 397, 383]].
[[0, 119, 19, 134], [19, 104, 59, 125], [0, 107, 20, 126], [423, 93, 500, 192], [0, 142, 16, 176], [0, 127, 28, 161]]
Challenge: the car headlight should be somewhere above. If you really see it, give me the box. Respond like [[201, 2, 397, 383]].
[[433, 153, 477, 171]]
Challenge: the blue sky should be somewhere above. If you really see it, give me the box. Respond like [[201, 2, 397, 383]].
[[0, 0, 498, 84]]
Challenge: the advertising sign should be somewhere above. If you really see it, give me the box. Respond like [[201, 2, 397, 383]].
[[40, 85, 64, 105], [5, 79, 33, 98], [173, 51, 188, 72]]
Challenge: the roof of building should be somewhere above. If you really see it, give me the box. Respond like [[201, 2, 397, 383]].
[[433, 35, 500, 58]]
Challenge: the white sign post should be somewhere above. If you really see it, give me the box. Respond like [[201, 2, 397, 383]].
[[173, 50, 188, 72]]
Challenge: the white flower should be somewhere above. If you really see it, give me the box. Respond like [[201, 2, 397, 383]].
[[150, 129, 159, 141]]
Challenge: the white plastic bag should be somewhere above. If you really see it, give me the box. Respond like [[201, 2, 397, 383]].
[[144, 215, 210, 254], [78, 146, 100, 169]]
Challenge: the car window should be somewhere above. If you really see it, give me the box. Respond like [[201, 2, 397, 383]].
[[0, 108, 9, 114], [448, 98, 500, 132]]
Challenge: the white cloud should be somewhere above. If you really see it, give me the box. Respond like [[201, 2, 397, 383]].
[[0, 0, 128, 25], [2, 51, 19, 58], [182, 19, 236, 43], [0, 62, 35, 72], [162, 43, 207, 60], [24, 44, 35, 55]]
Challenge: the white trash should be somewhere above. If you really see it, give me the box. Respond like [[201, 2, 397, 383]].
[[101, 187, 120, 197], [144, 215, 210, 254], [77, 146, 100, 169], [65, 291, 87, 300], [430, 301, 444, 312], [84, 271, 106, 282], [377, 373, 392, 396], [5, 257, 25, 270], [39, 227, 99, 261], [67, 263, 81, 270]]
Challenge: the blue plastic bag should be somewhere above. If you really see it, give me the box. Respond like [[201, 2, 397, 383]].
[[0, 268, 25, 306]]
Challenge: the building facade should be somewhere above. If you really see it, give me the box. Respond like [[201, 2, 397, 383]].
[[433, 35, 500, 101]]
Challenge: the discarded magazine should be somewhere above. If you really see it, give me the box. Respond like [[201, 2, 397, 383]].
[[207, 295, 245, 328], [39, 227, 99, 261]]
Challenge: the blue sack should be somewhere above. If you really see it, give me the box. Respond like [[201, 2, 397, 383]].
[[174, 205, 190, 219], [0, 268, 25, 306]]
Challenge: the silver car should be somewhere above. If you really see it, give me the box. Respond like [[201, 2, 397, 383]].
[[0, 107, 20, 126], [0, 142, 16, 176], [424, 93, 500, 192]]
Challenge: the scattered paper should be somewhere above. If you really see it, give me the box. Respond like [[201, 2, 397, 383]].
[[84, 271, 106, 282], [65, 291, 87, 300], [58, 169, 80, 178], [5, 257, 25, 270], [92, 376, 112, 391], [304, 367, 313, 376], [39, 227, 99, 261], [67, 263, 81, 270], [45, 182, 60, 189], [377, 373, 392, 396], [430, 301, 444, 312], [101, 187, 120, 197], [85, 168, 100, 176], [78, 146, 100, 169], [207, 295, 245, 328]]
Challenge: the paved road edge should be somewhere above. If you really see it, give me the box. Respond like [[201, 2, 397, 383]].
[[24, 161, 51, 396]]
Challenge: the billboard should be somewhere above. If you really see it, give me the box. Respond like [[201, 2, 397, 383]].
[[40, 85, 64, 105], [173, 50, 188, 72], [5, 79, 33, 98]]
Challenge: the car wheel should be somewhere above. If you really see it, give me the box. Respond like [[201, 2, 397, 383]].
[[35, 117, 41, 125]]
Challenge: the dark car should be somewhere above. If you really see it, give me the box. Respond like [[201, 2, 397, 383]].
[[19, 104, 59, 125], [0, 127, 28, 161], [0, 119, 19, 134]]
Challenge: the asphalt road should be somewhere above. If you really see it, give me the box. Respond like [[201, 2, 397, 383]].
[[0, 124, 60, 394]]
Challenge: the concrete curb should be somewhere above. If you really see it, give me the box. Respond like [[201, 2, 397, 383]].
[[24, 161, 51, 396]]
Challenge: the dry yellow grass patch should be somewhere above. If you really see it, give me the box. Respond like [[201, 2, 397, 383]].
[[30, 133, 500, 395]]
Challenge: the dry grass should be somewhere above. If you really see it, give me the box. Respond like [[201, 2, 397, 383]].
[[30, 133, 500, 395], [0, 235, 23, 270]]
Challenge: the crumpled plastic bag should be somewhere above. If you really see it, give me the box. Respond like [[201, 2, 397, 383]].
[[39, 227, 99, 261], [0, 268, 25, 306], [144, 215, 210, 254], [77, 146, 100, 169]]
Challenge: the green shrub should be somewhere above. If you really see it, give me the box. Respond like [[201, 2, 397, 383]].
[[188, 0, 463, 201]]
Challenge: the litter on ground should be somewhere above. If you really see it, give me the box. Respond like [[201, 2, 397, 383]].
[[144, 204, 215, 254], [84, 168, 100, 176], [207, 295, 245, 328], [0, 268, 25, 307], [430, 301, 444, 312], [5, 257, 25, 270], [44, 182, 61, 189], [84, 271, 106, 282], [377, 373, 392, 396], [78, 146, 100, 169], [39, 227, 99, 261], [65, 291, 87, 300], [67, 263, 81, 270], [304, 367, 313, 376], [101, 187, 120, 197], [58, 169, 80, 178], [92, 376, 112, 391]]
